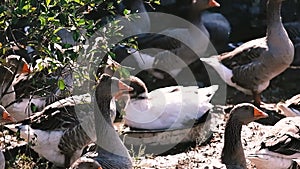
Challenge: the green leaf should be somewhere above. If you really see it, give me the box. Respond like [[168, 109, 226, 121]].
[[31, 104, 38, 113], [58, 79, 66, 90], [123, 9, 131, 15], [118, 67, 130, 78], [22, 4, 31, 11], [46, 0, 52, 7], [39, 16, 46, 26]]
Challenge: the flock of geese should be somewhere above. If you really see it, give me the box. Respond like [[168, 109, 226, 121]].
[[0, 0, 300, 168]]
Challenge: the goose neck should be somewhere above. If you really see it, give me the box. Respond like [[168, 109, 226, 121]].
[[130, 0, 146, 13], [94, 96, 130, 158], [266, 0, 282, 28], [221, 117, 247, 168]]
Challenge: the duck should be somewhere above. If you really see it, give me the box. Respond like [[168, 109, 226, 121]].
[[200, 0, 294, 107], [70, 74, 133, 169], [0, 105, 17, 169], [5, 94, 96, 168], [276, 94, 300, 117], [221, 103, 269, 168], [119, 75, 219, 130], [248, 116, 300, 169]]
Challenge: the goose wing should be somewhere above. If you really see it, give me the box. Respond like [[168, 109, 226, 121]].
[[262, 117, 300, 155], [219, 37, 267, 69], [19, 94, 91, 131], [136, 33, 182, 51]]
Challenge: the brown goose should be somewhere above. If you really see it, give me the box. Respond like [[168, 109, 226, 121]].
[[221, 103, 268, 168], [0, 64, 47, 121], [5, 94, 95, 168], [248, 117, 300, 169], [200, 0, 294, 106], [70, 74, 133, 169], [134, 0, 220, 77]]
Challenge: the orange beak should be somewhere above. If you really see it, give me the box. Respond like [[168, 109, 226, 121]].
[[22, 63, 31, 74], [254, 108, 269, 119], [208, 0, 220, 7], [114, 81, 133, 100], [2, 111, 16, 122]]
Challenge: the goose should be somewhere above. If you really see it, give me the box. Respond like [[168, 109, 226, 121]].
[[119, 76, 219, 130], [0, 64, 48, 121], [5, 94, 96, 168], [70, 74, 133, 169], [200, 0, 294, 106], [0, 105, 17, 169], [111, 0, 219, 81], [132, 0, 220, 77], [276, 94, 300, 117], [248, 116, 300, 169], [221, 103, 269, 168]]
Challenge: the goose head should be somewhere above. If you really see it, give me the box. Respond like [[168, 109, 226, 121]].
[[222, 103, 268, 168], [96, 74, 133, 102], [121, 75, 148, 99], [0, 105, 16, 123], [228, 103, 268, 125]]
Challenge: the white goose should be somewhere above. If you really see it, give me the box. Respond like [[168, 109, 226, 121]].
[[248, 116, 300, 169], [121, 76, 219, 130], [200, 0, 294, 106]]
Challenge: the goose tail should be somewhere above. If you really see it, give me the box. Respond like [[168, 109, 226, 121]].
[[200, 56, 234, 86], [198, 85, 219, 101], [5, 123, 34, 141]]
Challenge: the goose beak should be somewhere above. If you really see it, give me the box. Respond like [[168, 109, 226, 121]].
[[22, 63, 31, 74], [118, 81, 133, 92], [208, 0, 220, 7], [254, 108, 268, 119], [114, 81, 133, 100], [2, 111, 16, 122]]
